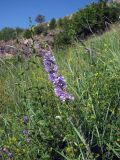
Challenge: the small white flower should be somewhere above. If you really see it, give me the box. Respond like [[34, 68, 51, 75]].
[[55, 116, 62, 121]]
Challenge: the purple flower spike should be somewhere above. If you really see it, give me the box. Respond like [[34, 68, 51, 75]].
[[54, 86, 74, 102], [54, 76, 66, 87], [8, 152, 12, 159], [24, 116, 29, 125], [40, 49, 74, 102]]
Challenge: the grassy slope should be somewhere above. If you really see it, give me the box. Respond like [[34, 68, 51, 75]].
[[0, 25, 120, 159]]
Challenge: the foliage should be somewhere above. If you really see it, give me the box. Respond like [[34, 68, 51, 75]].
[[54, 1, 120, 47], [15, 27, 24, 35], [57, 18, 64, 28], [34, 25, 45, 35], [23, 29, 33, 39], [49, 18, 57, 30], [54, 17, 76, 47], [34, 25, 48, 35]]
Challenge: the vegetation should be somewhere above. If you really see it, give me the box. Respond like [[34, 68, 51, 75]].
[[35, 14, 45, 24], [49, 18, 57, 30], [34, 25, 48, 36], [0, 1, 120, 159], [0, 1, 120, 42], [54, 1, 120, 47], [15, 27, 25, 36], [23, 29, 33, 39], [0, 27, 24, 41], [0, 24, 120, 159]]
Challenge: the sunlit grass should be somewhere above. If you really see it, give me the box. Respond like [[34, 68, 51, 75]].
[[0, 25, 120, 159]]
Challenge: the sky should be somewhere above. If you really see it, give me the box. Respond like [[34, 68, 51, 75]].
[[0, 0, 98, 30]]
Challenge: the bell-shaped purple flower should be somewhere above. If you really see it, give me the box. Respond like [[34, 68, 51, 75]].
[[8, 152, 12, 159], [22, 129, 28, 135], [24, 116, 29, 125]]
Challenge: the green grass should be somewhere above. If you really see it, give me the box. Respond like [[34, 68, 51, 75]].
[[0, 25, 120, 160]]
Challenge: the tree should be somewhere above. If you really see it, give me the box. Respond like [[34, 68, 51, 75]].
[[49, 18, 56, 29], [35, 14, 45, 24]]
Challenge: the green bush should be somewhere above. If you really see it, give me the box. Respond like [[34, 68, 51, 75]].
[[23, 29, 32, 39], [54, 18, 76, 47], [54, 1, 120, 47], [34, 25, 45, 35], [34, 25, 48, 36], [15, 27, 24, 36], [49, 18, 57, 30], [57, 18, 64, 28]]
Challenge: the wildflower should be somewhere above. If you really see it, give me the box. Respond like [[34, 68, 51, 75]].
[[22, 129, 28, 135], [8, 152, 12, 159], [48, 72, 58, 83], [54, 76, 66, 87], [54, 86, 74, 102], [40, 49, 74, 102], [24, 116, 29, 125]]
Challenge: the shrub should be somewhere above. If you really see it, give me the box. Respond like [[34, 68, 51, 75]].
[[49, 18, 57, 30], [34, 25, 48, 36], [23, 29, 32, 39], [54, 1, 120, 47], [34, 25, 45, 35], [57, 18, 64, 28]]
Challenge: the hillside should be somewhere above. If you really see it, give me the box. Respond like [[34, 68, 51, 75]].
[[0, 0, 120, 56], [0, 24, 120, 159]]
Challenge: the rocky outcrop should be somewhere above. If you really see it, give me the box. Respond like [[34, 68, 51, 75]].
[[113, 0, 120, 3], [0, 39, 34, 58]]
